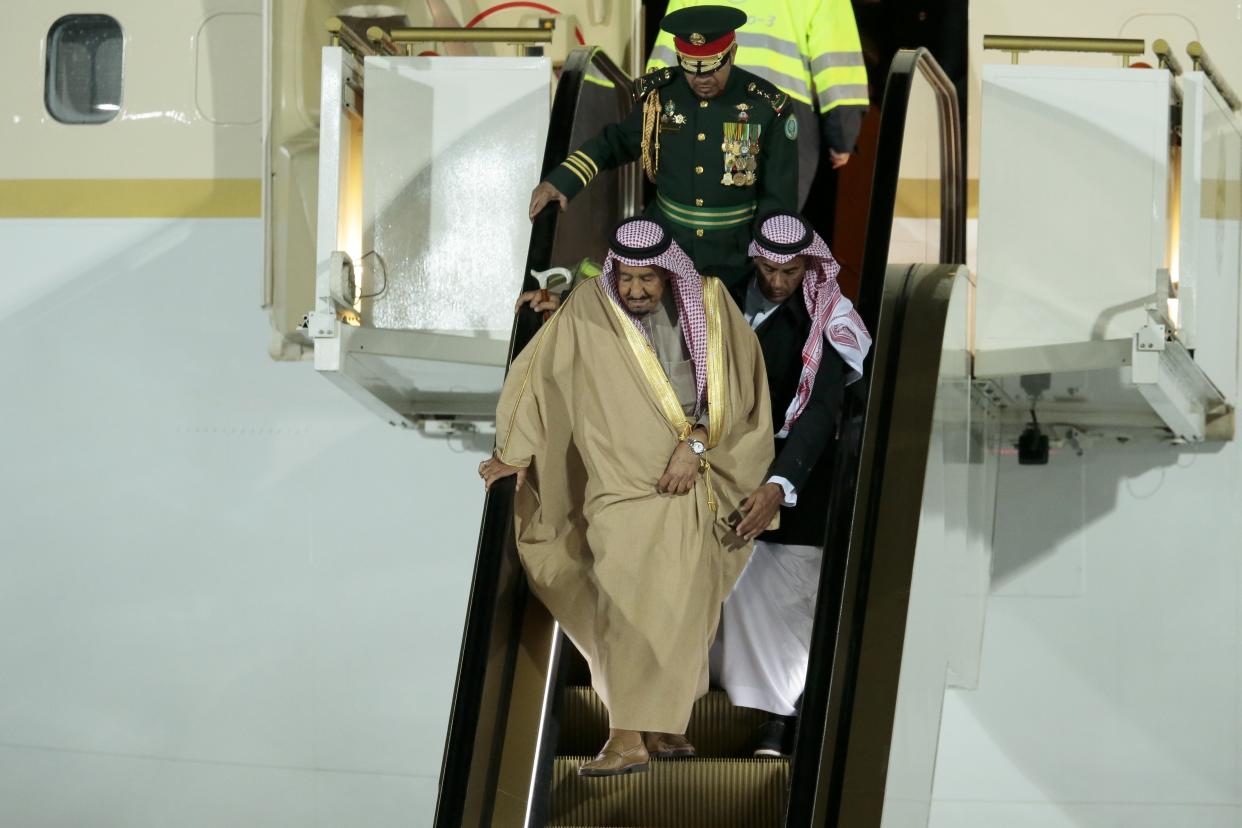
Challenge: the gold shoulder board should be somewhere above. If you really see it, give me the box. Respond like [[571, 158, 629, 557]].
[[633, 68, 675, 102], [746, 81, 788, 115]]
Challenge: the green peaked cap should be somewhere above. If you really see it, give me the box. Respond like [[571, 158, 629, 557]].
[[659, 5, 747, 43]]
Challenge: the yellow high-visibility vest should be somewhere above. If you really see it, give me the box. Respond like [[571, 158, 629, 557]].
[[647, 0, 868, 117]]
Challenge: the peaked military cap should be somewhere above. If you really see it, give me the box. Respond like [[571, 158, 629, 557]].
[[660, 5, 747, 74]]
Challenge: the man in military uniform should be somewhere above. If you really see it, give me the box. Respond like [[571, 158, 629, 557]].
[[527, 5, 799, 289], [648, 0, 870, 208]]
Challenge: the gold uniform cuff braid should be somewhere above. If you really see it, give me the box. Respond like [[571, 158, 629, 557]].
[[572, 150, 599, 177], [559, 159, 589, 187], [562, 151, 597, 186]]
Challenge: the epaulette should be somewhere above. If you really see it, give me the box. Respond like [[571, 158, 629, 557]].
[[746, 80, 789, 116], [633, 67, 677, 102]]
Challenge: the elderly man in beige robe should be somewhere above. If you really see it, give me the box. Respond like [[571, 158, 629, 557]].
[[479, 217, 773, 777]]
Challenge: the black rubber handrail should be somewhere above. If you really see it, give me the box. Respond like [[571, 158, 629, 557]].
[[433, 47, 633, 828], [786, 47, 964, 827]]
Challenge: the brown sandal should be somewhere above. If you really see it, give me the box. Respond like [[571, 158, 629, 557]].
[[578, 738, 651, 777]]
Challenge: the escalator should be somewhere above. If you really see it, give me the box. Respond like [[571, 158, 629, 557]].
[[435, 46, 966, 828]]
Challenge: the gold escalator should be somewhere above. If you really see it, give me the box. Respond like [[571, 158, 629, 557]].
[[435, 45, 965, 828], [538, 646, 782, 826]]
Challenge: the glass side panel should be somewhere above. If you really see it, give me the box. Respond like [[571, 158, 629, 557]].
[[360, 56, 550, 336], [1177, 72, 1242, 402], [880, 269, 992, 825], [548, 63, 631, 271], [889, 69, 942, 265]]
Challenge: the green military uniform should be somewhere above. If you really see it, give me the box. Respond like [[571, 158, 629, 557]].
[[544, 8, 799, 288]]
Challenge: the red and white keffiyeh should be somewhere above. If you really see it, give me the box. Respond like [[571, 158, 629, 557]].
[[748, 212, 872, 436], [602, 218, 708, 411]]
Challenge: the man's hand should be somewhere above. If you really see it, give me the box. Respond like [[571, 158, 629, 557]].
[[479, 456, 528, 491], [515, 288, 563, 314], [529, 182, 568, 220], [828, 149, 851, 170], [657, 442, 700, 495], [734, 482, 785, 541]]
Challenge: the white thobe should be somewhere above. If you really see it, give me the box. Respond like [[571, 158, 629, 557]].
[[714, 540, 822, 715]]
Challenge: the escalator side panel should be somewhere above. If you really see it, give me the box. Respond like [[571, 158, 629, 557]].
[[788, 47, 966, 828], [795, 264, 959, 828], [435, 489, 521, 828], [490, 598, 559, 826], [835, 265, 960, 826]]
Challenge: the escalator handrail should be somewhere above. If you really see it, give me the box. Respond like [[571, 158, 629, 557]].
[[786, 47, 964, 827], [861, 48, 965, 330], [433, 47, 633, 828]]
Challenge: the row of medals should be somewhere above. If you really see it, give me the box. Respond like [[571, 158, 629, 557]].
[[722, 122, 760, 186]]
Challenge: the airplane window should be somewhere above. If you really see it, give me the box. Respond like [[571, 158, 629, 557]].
[[45, 14, 123, 124]]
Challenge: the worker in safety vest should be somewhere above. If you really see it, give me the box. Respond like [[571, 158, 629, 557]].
[[649, 0, 869, 207]]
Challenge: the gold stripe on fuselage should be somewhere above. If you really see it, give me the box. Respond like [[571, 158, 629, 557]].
[[892, 178, 980, 219], [0, 179, 261, 218]]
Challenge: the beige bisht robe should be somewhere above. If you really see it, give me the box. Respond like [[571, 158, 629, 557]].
[[495, 276, 774, 734]]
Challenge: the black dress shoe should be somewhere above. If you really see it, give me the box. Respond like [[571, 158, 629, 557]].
[[752, 719, 787, 757]]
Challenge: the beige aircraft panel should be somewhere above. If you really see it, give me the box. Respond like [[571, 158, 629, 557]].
[[0, 1, 263, 190]]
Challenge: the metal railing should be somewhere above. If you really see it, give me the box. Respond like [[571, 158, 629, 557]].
[[1187, 41, 1241, 111], [325, 16, 389, 57], [984, 34, 1145, 66], [375, 25, 554, 44], [328, 18, 553, 60], [1153, 39, 1184, 76]]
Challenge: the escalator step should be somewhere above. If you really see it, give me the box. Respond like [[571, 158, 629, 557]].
[[549, 756, 788, 827], [559, 687, 769, 758]]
